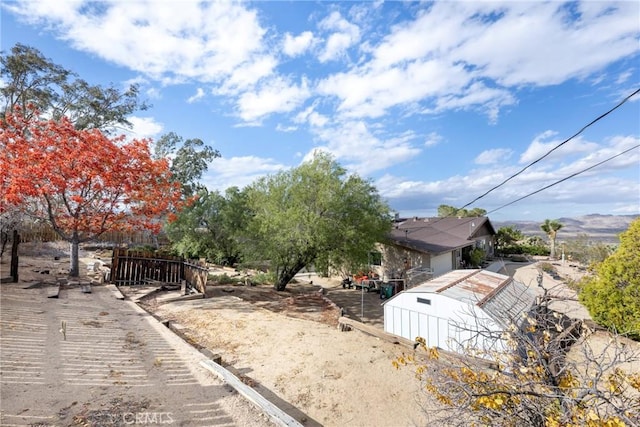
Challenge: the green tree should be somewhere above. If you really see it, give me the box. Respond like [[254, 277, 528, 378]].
[[495, 226, 525, 253], [579, 219, 640, 340], [1, 43, 148, 130], [153, 132, 220, 198], [165, 187, 248, 265], [564, 234, 614, 266], [243, 152, 391, 291], [540, 219, 563, 259], [438, 204, 487, 218], [467, 207, 488, 217]]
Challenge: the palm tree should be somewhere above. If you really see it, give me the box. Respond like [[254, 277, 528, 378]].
[[540, 219, 563, 259]]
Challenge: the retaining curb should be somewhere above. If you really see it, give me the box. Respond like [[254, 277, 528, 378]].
[[200, 360, 302, 427]]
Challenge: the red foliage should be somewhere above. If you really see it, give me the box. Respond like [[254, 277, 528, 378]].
[[1, 109, 182, 241]]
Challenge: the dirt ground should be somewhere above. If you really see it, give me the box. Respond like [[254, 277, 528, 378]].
[[146, 280, 440, 427], [140, 258, 640, 427], [3, 243, 638, 427], [1, 243, 443, 426], [0, 242, 274, 427]]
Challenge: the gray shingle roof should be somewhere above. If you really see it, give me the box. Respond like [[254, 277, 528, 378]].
[[388, 216, 495, 255]]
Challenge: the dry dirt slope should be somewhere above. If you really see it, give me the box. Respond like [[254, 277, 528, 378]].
[[150, 285, 443, 427]]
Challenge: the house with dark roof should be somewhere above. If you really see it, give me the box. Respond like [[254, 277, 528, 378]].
[[383, 269, 536, 357], [373, 216, 496, 283]]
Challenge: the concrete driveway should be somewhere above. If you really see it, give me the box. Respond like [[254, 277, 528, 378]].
[[0, 281, 272, 427], [324, 285, 386, 328]]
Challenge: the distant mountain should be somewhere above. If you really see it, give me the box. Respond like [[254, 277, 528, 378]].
[[493, 214, 638, 243]]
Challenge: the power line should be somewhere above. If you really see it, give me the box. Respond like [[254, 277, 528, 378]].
[[487, 144, 640, 215], [398, 89, 639, 234], [398, 143, 639, 238], [458, 87, 640, 212]]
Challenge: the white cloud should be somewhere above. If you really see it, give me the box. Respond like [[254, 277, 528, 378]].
[[283, 31, 315, 57], [317, 11, 360, 63], [451, 2, 639, 86], [6, 0, 638, 193], [424, 132, 443, 148], [376, 133, 640, 218], [203, 156, 286, 191], [475, 148, 514, 165], [318, 59, 474, 118], [309, 120, 421, 173], [216, 55, 278, 95], [294, 105, 329, 128], [317, 2, 638, 121], [616, 70, 633, 84], [146, 87, 161, 100], [430, 82, 517, 123], [125, 116, 164, 139], [519, 131, 599, 164], [236, 76, 311, 123], [7, 0, 637, 130], [187, 88, 205, 104], [378, 158, 640, 220], [6, 1, 269, 84], [554, 135, 640, 176], [276, 124, 297, 132]]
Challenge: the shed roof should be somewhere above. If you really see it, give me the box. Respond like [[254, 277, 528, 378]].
[[404, 269, 536, 326]]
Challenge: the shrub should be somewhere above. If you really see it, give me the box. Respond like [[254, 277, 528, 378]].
[[500, 244, 549, 256], [538, 262, 556, 274], [251, 271, 277, 285], [210, 273, 236, 284], [469, 248, 485, 267], [579, 219, 640, 340]]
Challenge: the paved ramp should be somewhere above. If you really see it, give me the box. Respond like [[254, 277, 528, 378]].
[[0, 282, 271, 426]]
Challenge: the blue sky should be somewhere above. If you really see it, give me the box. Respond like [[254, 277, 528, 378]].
[[2, 0, 639, 221]]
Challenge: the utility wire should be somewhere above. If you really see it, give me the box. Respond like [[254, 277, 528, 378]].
[[487, 144, 640, 215], [457, 87, 640, 212], [397, 89, 639, 235], [397, 143, 640, 238]]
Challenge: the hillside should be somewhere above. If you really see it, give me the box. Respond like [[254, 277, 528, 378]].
[[493, 214, 638, 243]]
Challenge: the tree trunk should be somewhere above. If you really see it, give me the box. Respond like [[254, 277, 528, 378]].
[[1, 231, 9, 258], [69, 237, 80, 277], [10, 230, 19, 282], [549, 232, 557, 259], [274, 259, 307, 291]]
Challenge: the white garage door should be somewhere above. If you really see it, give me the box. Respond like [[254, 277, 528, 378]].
[[431, 252, 452, 276]]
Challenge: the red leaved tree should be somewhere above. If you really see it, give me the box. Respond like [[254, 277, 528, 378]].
[[1, 110, 182, 276]]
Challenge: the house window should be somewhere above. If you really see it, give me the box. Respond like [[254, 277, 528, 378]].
[[369, 251, 382, 266], [417, 297, 431, 305]]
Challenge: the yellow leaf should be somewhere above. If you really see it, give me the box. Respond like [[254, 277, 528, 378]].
[[587, 410, 599, 421], [545, 415, 561, 427], [428, 347, 439, 360]]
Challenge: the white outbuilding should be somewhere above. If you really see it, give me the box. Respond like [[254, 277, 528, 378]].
[[383, 269, 537, 357]]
